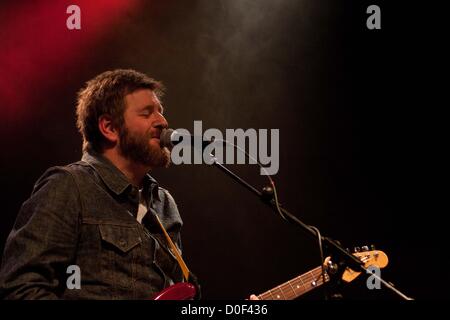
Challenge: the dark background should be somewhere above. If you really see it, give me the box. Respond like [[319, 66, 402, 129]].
[[0, 0, 446, 299]]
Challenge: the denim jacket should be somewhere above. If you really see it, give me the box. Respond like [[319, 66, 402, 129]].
[[0, 150, 184, 299]]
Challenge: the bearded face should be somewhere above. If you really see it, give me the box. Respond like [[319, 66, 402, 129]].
[[118, 125, 171, 168]]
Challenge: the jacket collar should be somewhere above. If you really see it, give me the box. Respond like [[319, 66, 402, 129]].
[[81, 148, 160, 201]]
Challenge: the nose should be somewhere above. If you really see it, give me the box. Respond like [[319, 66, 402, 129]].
[[154, 112, 168, 131]]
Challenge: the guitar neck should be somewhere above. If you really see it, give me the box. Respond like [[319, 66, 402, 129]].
[[257, 265, 330, 300]]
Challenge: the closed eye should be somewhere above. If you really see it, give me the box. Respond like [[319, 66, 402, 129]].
[[139, 104, 163, 116]]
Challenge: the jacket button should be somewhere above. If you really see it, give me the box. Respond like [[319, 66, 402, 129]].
[[119, 239, 127, 247]]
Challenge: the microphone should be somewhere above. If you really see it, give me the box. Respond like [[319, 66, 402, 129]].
[[160, 128, 214, 151]]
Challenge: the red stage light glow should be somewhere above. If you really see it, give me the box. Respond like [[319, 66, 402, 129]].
[[0, 0, 142, 121]]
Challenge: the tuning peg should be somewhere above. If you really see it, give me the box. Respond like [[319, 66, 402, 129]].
[[353, 246, 361, 253], [362, 245, 369, 251]]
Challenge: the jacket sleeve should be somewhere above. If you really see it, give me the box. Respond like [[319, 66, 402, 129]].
[[0, 167, 81, 299]]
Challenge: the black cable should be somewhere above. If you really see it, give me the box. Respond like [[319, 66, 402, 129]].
[[214, 138, 328, 299]]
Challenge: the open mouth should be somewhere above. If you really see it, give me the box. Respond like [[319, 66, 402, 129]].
[[151, 137, 161, 147]]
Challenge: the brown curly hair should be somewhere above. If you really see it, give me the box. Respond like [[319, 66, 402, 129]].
[[76, 69, 164, 152]]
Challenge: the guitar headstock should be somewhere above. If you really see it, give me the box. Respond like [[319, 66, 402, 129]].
[[341, 246, 388, 283]]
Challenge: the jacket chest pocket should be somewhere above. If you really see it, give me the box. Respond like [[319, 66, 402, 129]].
[[99, 224, 143, 289]]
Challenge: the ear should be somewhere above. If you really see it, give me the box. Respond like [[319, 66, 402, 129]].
[[98, 115, 119, 145]]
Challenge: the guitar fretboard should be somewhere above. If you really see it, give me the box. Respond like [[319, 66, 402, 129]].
[[257, 265, 330, 300]]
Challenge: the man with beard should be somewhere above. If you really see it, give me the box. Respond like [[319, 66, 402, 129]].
[[0, 69, 194, 299]]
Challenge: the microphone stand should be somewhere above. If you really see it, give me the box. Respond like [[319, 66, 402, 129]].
[[209, 156, 414, 300]]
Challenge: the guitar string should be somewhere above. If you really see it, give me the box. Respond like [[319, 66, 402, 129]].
[[258, 266, 326, 300], [259, 267, 323, 300], [258, 252, 374, 300]]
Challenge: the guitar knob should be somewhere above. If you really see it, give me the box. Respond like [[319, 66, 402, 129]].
[[362, 245, 369, 251], [370, 244, 376, 250], [353, 247, 361, 253]]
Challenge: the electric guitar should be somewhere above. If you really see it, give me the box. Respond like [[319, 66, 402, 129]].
[[152, 248, 388, 300]]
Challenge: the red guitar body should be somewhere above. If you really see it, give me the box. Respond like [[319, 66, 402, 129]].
[[152, 282, 197, 300]]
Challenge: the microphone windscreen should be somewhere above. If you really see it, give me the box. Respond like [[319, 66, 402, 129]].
[[160, 128, 175, 150]]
